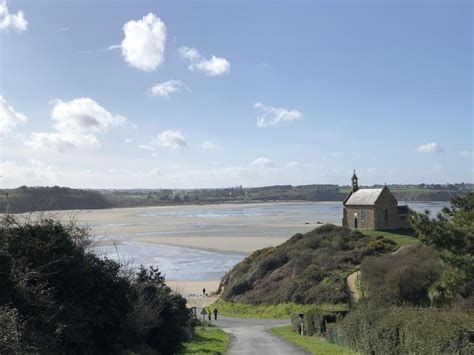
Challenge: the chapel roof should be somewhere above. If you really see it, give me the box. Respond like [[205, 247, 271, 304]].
[[344, 188, 384, 206]]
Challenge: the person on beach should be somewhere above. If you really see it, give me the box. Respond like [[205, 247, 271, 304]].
[[208, 308, 212, 321], [213, 308, 218, 320], [202, 288, 206, 297]]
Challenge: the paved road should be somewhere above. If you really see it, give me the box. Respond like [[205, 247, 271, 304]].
[[209, 315, 310, 355]]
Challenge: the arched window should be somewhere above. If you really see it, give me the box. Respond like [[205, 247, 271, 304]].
[[384, 208, 389, 222]]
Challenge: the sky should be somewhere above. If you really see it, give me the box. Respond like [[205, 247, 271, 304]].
[[0, 0, 472, 189]]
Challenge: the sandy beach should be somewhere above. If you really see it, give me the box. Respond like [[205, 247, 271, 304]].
[[167, 280, 220, 307]]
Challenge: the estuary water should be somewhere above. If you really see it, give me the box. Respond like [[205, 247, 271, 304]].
[[91, 201, 448, 280]]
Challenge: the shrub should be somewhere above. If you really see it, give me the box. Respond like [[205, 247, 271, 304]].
[[0, 216, 191, 354], [0, 306, 25, 354], [291, 313, 303, 333], [291, 308, 338, 336], [361, 245, 443, 305], [338, 301, 474, 354]]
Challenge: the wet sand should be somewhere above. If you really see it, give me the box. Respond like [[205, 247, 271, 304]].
[[135, 236, 289, 253], [49, 202, 330, 253]]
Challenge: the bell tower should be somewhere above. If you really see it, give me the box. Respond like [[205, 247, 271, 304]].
[[351, 170, 359, 192]]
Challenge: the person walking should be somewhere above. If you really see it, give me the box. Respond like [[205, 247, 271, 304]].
[[213, 308, 218, 320], [208, 308, 212, 321], [202, 288, 206, 297]]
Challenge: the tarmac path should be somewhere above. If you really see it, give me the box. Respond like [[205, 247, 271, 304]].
[[209, 314, 310, 355]]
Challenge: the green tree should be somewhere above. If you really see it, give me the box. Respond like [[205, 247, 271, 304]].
[[128, 266, 191, 354], [410, 193, 474, 305], [0, 216, 191, 353]]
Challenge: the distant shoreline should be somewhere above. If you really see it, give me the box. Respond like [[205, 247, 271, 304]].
[[2, 197, 457, 215], [1, 184, 469, 214]]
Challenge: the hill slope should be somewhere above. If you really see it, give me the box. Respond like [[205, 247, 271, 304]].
[[218, 224, 398, 305], [0, 186, 111, 213]]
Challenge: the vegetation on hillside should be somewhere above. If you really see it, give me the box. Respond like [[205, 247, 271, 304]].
[[219, 224, 397, 306], [0, 186, 111, 213], [410, 193, 474, 307], [0, 216, 191, 354], [360, 246, 443, 305], [100, 182, 472, 206], [211, 299, 348, 319]]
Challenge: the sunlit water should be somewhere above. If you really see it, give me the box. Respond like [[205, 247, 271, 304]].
[[94, 241, 243, 280], [93, 201, 448, 280]]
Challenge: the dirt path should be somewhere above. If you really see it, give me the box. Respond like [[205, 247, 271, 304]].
[[346, 245, 415, 304], [346, 270, 361, 304]]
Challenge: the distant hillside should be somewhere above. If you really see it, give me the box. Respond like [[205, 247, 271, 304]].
[[2, 183, 471, 213], [100, 183, 471, 208], [218, 224, 397, 305], [0, 186, 111, 213]]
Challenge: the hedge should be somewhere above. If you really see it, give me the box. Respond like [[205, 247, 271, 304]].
[[291, 308, 338, 336], [337, 302, 474, 354]]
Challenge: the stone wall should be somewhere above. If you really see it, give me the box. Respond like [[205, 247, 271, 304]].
[[397, 214, 411, 229], [343, 206, 375, 229], [374, 188, 399, 230]]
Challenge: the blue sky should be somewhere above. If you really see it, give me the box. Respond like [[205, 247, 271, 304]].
[[1, 0, 472, 188]]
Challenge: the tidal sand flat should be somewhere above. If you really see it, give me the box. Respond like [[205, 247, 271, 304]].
[[53, 202, 341, 253]]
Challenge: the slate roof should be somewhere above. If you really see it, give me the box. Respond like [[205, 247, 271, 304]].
[[344, 188, 384, 206], [397, 205, 410, 214]]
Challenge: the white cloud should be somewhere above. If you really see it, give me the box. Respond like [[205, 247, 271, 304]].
[[0, 96, 28, 135], [50, 98, 126, 133], [27, 132, 99, 151], [154, 130, 187, 150], [417, 142, 444, 153], [125, 138, 133, 143], [148, 80, 185, 97], [201, 141, 216, 150], [255, 102, 302, 127], [179, 46, 230, 76], [25, 98, 127, 152], [139, 130, 187, 153], [0, 1, 27, 32], [0, 160, 61, 186], [250, 157, 274, 169], [119, 13, 166, 71]]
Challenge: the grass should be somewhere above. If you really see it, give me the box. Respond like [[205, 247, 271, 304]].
[[210, 300, 349, 319], [271, 325, 358, 355], [361, 229, 420, 246], [181, 325, 230, 355]]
